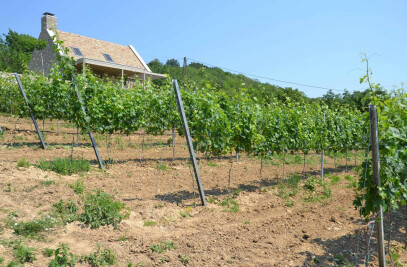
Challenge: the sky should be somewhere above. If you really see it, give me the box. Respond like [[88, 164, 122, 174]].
[[0, 0, 406, 98]]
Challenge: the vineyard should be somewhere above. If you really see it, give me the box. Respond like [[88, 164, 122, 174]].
[[0, 51, 406, 266]]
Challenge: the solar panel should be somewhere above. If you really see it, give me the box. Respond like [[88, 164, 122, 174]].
[[103, 53, 114, 63], [71, 47, 83, 57]]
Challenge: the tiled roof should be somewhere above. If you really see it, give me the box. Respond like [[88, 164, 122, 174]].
[[56, 30, 146, 70]]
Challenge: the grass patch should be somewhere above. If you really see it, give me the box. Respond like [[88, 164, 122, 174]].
[[11, 215, 57, 238], [156, 163, 168, 171], [40, 180, 56, 186], [17, 158, 30, 168], [143, 220, 157, 227], [329, 175, 341, 185], [207, 161, 217, 167], [219, 197, 239, 213], [37, 158, 90, 175], [79, 189, 130, 229]]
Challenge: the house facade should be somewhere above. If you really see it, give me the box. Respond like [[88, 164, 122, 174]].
[[29, 13, 165, 86]]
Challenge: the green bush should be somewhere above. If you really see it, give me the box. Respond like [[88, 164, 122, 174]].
[[79, 190, 129, 229], [37, 158, 90, 175]]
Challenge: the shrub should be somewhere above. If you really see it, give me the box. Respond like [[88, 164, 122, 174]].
[[37, 158, 90, 175], [79, 190, 129, 229]]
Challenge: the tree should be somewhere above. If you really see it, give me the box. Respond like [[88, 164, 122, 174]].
[[0, 29, 47, 73], [165, 58, 180, 67], [147, 58, 163, 73]]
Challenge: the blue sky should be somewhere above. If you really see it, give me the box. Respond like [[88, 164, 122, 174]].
[[1, 0, 406, 98]]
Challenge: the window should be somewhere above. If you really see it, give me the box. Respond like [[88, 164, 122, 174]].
[[103, 53, 114, 62], [71, 47, 83, 57]]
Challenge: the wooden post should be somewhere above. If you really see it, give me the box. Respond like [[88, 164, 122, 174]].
[[172, 79, 206, 206], [72, 79, 104, 169], [14, 73, 46, 149], [321, 112, 325, 180], [236, 103, 239, 162], [121, 69, 124, 89], [369, 105, 386, 267]]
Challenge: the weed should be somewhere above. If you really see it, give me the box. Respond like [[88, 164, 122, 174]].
[[388, 244, 403, 267], [79, 189, 130, 229], [118, 235, 127, 242], [5, 260, 22, 267], [232, 188, 242, 198], [11, 215, 57, 238], [40, 180, 56, 186], [127, 262, 145, 267], [81, 244, 117, 266], [304, 177, 317, 192], [179, 211, 189, 218], [243, 220, 250, 224], [37, 158, 90, 175], [49, 243, 77, 267], [219, 197, 239, 213], [150, 240, 176, 253], [13, 242, 36, 264], [52, 200, 78, 223], [337, 205, 345, 211], [285, 199, 295, 207], [67, 179, 85, 195], [114, 136, 125, 150], [4, 183, 11, 192], [143, 220, 157, 227], [156, 163, 168, 171], [329, 175, 341, 185], [207, 161, 217, 167], [43, 248, 54, 257], [207, 195, 216, 204], [153, 203, 163, 208], [322, 182, 332, 198], [0, 257, 3, 264], [23, 185, 38, 192], [277, 174, 301, 199], [17, 158, 30, 168], [178, 254, 189, 265]]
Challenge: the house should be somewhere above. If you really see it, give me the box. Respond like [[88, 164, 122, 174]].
[[29, 13, 165, 87]]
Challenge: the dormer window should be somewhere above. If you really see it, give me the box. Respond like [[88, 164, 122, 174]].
[[71, 47, 83, 57], [103, 53, 114, 62]]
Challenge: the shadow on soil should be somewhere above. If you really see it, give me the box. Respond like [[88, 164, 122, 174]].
[[299, 207, 406, 266], [153, 165, 354, 204]]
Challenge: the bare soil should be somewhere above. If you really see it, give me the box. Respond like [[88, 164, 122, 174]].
[[0, 115, 406, 266]]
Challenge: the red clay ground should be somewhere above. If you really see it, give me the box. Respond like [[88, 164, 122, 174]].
[[0, 115, 406, 266]]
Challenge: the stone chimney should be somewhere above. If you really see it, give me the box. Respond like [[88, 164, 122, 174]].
[[41, 12, 57, 32]]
